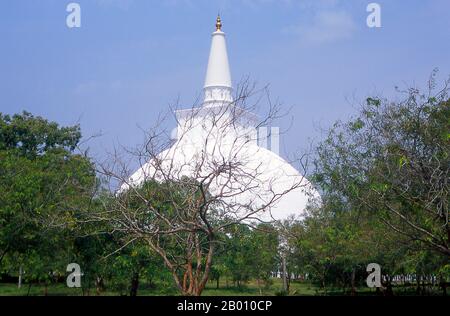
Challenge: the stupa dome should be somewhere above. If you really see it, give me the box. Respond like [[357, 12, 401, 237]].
[[122, 16, 319, 222]]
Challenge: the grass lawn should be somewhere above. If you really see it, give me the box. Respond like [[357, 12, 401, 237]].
[[0, 279, 380, 296], [0, 278, 384, 296], [202, 278, 319, 296]]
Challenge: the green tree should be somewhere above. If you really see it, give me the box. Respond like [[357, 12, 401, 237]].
[[301, 74, 450, 295], [313, 75, 449, 257], [0, 112, 96, 288]]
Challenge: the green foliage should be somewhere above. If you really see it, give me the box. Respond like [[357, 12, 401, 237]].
[[301, 76, 450, 294], [0, 111, 96, 287], [212, 224, 279, 288], [0, 111, 81, 157]]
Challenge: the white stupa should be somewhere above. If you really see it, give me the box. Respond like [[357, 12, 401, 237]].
[[123, 16, 318, 222]]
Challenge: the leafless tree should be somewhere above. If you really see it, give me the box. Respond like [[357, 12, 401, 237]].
[[85, 80, 310, 296]]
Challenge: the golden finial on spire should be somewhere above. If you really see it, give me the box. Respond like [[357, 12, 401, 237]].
[[215, 14, 222, 31]]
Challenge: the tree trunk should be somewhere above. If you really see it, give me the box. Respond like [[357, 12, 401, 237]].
[[95, 276, 104, 296], [216, 277, 220, 289], [281, 255, 288, 293], [18, 266, 23, 289], [350, 268, 357, 296], [384, 276, 393, 296], [146, 233, 214, 297], [130, 272, 139, 296]]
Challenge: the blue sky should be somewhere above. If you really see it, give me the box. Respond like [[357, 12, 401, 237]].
[[1, 0, 449, 161]]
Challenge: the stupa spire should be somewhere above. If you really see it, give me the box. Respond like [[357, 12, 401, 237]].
[[216, 14, 222, 31], [203, 15, 233, 105]]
